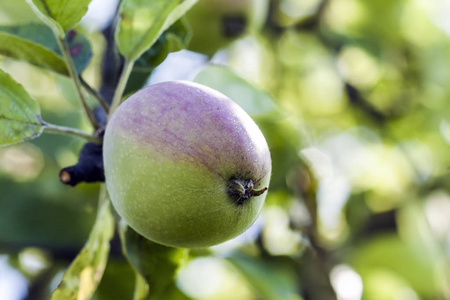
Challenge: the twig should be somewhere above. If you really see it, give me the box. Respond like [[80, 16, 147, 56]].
[[57, 36, 99, 130], [80, 76, 110, 112]]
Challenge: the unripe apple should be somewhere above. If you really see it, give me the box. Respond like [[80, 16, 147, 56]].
[[185, 0, 268, 56], [103, 81, 271, 248]]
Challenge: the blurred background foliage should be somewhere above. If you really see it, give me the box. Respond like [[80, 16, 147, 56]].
[[0, 0, 450, 299]]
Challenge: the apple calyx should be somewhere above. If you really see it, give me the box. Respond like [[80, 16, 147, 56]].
[[227, 178, 268, 206]]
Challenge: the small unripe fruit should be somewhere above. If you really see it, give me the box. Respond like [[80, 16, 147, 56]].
[[104, 81, 271, 248]]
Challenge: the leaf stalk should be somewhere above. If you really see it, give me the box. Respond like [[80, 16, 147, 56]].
[[43, 122, 102, 144]]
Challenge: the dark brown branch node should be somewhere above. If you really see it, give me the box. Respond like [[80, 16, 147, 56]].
[[59, 142, 105, 186]]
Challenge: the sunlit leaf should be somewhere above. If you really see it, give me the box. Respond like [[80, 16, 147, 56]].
[[397, 203, 449, 296], [0, 32, 67, 76], [227, 252, 300, 300], [119, 221, 188, 300], [133, 19, 191, 72], [115, 0, 197, 62], [26, 0, 92, 36], [0, 68, 44, 146], [124, 18, 191, 95], [51, 188, 114, 300], [349, 234, 437, 298], [193, 65, 279, 118], [0, 0, 41, 24], [0, 23, 92, 75]]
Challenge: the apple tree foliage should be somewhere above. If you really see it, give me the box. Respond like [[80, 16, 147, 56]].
[[0, 0, 449, 299]]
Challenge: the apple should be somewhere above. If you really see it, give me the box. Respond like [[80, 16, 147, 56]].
[[103, 81, 271, 248], [185, 0, 268, 56]]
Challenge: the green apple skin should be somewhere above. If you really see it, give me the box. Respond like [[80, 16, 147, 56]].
[[103, 81, 271, 248], [186, 0, 268, 56]]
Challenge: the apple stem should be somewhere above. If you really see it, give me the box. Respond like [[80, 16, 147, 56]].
[[227, 179, 268, 205]]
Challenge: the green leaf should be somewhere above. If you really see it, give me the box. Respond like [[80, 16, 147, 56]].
[[0, 32, 67, 76], [115, 0, 197, 62], [134, 18, 191, 72], [0, 0, 42, 24], [51, 187, 114, 300], [193, 65, 279, 119], [0, 68, 44, 146], [91, 260, 136, 300], [0, 23, 58, 51], [0, 23, 93, 75], [124, 18, 191, 95], [26, 0, 92, 35], [227, 252, 300, 300], [349, 233, 437, 298], [0, 175, 97, 249], [119, 221, 188, 300]]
